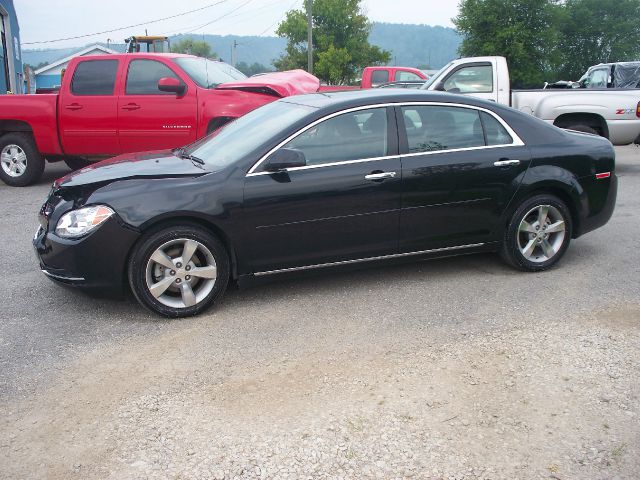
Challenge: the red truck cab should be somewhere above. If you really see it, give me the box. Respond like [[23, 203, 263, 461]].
[[0, 53, 319, 186], [361, 66, 428, 88]]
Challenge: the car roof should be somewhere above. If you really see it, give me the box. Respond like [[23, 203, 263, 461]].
[[281, 89, 505, 113]]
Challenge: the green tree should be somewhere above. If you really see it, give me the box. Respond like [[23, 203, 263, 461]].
[[236, 61, 273, 76], [555, 0, 640, 79], [171, 38, 215, 58], [274, 0, 391, 84], [453, 0, 559, 88]]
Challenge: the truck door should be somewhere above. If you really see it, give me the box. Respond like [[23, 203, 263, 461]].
[[118, 58, 197, 153], [437, 62, 498, 103], [59, 59, 121, 156]]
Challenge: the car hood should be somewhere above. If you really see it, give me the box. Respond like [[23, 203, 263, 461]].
[[215, 69, 320, 97], [54, 150, 208, 189]]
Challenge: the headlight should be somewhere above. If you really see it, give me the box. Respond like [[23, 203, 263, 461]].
[[55, 205, 115, 238]]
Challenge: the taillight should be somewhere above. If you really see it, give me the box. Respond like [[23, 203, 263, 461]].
[[637, 101, 640, 118]]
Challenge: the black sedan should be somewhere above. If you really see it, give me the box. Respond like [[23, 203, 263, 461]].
[[34, 90, 617, 317]]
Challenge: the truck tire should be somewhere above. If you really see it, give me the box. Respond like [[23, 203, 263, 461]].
[[566, 124, 599, 136], [0, 132, 45, 187], [64, 157, 92, 171]]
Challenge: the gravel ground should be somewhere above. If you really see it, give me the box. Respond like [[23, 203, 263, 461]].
[[0, 147, 639, 479]]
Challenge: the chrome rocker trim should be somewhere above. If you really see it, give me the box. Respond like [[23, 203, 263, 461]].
[[254, 243, 485, 276]]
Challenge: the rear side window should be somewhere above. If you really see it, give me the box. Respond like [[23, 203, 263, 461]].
[[370, 70, 390, 86], [71, 60, 118, 95], [401, 105, 484, 153], [481, 111, 513, 146], [126, 59, 180, 95]]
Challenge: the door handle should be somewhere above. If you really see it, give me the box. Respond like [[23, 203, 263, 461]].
[[365, 171, 397, 181], [121, 103, 141, 111], [494, 159, 521, 167], [65, 103, 83, 111]]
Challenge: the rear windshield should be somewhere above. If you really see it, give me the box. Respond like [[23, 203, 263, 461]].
[[173, 58, 247, 88]]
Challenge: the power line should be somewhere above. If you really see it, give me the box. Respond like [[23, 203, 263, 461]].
[[22, 1, 230, 45], [161, 0, 258, 36]]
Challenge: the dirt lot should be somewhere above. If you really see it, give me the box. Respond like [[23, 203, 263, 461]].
[[1, 147, 639, 479]]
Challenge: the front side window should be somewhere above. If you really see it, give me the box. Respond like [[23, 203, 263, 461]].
[[401, 105, 485, 153], [443, 65, 493, 93], [282, 108, 388, 166], [370, 70, 390, 86], [126, 59, 180, 95], [71, 60, 118, 95], [396, 71, 422, 81]]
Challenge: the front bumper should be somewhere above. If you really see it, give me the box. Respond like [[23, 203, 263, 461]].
[[33, 217, 140, 292]]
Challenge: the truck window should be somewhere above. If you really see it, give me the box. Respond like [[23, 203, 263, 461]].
[[443, 65, 493, 93], [371, 70, 390, 86], [71, 60, 119, 96], [586, 69, 608, 88], [126, 59, 180, 95], [396, 71, 422, 81]]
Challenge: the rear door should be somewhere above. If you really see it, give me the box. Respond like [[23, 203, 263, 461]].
[[397, 103, 530, 252], [59, 59, 121, 155], [243, 106, 402, 273], [118, 58, 197, 153]]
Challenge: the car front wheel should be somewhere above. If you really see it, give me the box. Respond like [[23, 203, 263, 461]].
[[501, 194, 572, 271], [128, 225, 230, 317]]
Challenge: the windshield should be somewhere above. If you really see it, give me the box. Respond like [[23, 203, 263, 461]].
[[185, 100, 315, 170], [173, 58, 247, 88], [421, 62, 453, 89]]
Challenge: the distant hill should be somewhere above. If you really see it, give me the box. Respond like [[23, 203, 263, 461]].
[[23, 23, 461, 71]]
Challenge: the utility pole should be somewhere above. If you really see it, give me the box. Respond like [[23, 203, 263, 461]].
[[306, 0, 313, 74], [231, 40, 239, 67]]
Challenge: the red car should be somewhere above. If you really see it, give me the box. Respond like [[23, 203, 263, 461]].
[[0, 53, 319, 186]]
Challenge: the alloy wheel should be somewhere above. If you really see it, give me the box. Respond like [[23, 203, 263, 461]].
[[145, 238, 218, 309], [517, 205, 566, 263], [0, 144, 28, 178]]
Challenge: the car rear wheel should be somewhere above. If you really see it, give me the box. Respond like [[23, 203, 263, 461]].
[[128, 225, 230, 317], [501, 194, 572, 271], [0, 132, 45, 187]]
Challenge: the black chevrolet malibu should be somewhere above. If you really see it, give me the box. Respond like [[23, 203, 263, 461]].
[[34, 90, 617, 317]]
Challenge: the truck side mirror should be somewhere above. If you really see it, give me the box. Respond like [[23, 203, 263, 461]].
[[264, 148, 307, 171], [158, 77, 186, 95], [434, 82, 446, 92]]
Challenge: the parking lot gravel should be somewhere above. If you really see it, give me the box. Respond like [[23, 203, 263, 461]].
[[1, 147, 639, 479]]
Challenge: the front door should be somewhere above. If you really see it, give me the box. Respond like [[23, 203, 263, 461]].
[[118, 58, 197, 153], [243, 107, 402, 273], [439, 62, 498, 103], [397, 104, 531, 252], [59, 59, 120, 156]]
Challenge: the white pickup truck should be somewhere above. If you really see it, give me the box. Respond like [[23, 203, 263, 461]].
[[421, 56, 640, 145]]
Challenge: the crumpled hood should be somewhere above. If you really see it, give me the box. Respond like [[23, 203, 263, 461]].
[[215, 69, 320, 97], [54, 150, 207, 188]]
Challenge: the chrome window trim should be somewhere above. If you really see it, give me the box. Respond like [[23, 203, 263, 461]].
[[246, 101, 525, 177], [253, 243, 485, 276]]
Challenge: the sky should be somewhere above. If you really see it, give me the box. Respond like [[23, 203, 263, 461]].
[[14, 0, 460, 50]]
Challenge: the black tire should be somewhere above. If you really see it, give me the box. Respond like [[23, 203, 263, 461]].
[[0, 132, 45, 187], [64, 157, 92, 171], [566, 124, 599, 136], [501, 194, 573, 271], [128, 224, 230, 318]]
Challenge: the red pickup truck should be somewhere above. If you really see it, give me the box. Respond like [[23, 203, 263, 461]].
[[319, 66, 429, 91], [0, 53, 319, 186]]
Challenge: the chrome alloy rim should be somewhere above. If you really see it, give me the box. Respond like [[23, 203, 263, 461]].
[[1, 144, 27, 178], [517, 205, 566, 263], [145, 239, 217, 309]]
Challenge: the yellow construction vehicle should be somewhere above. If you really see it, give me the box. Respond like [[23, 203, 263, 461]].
[[125, 36, 171, 54]]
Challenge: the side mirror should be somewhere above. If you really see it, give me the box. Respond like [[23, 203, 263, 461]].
[[264, 148, 306, 171], [434, 82, 446, 91], [158, 77, 186, 95]]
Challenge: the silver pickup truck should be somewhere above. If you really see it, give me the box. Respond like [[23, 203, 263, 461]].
[[421, 56, 640, 145]]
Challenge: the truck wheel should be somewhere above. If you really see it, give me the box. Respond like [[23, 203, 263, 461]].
[[566, 124, 599, 136], [64, 157, 92, 171], [0, 132, 45, 187]]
